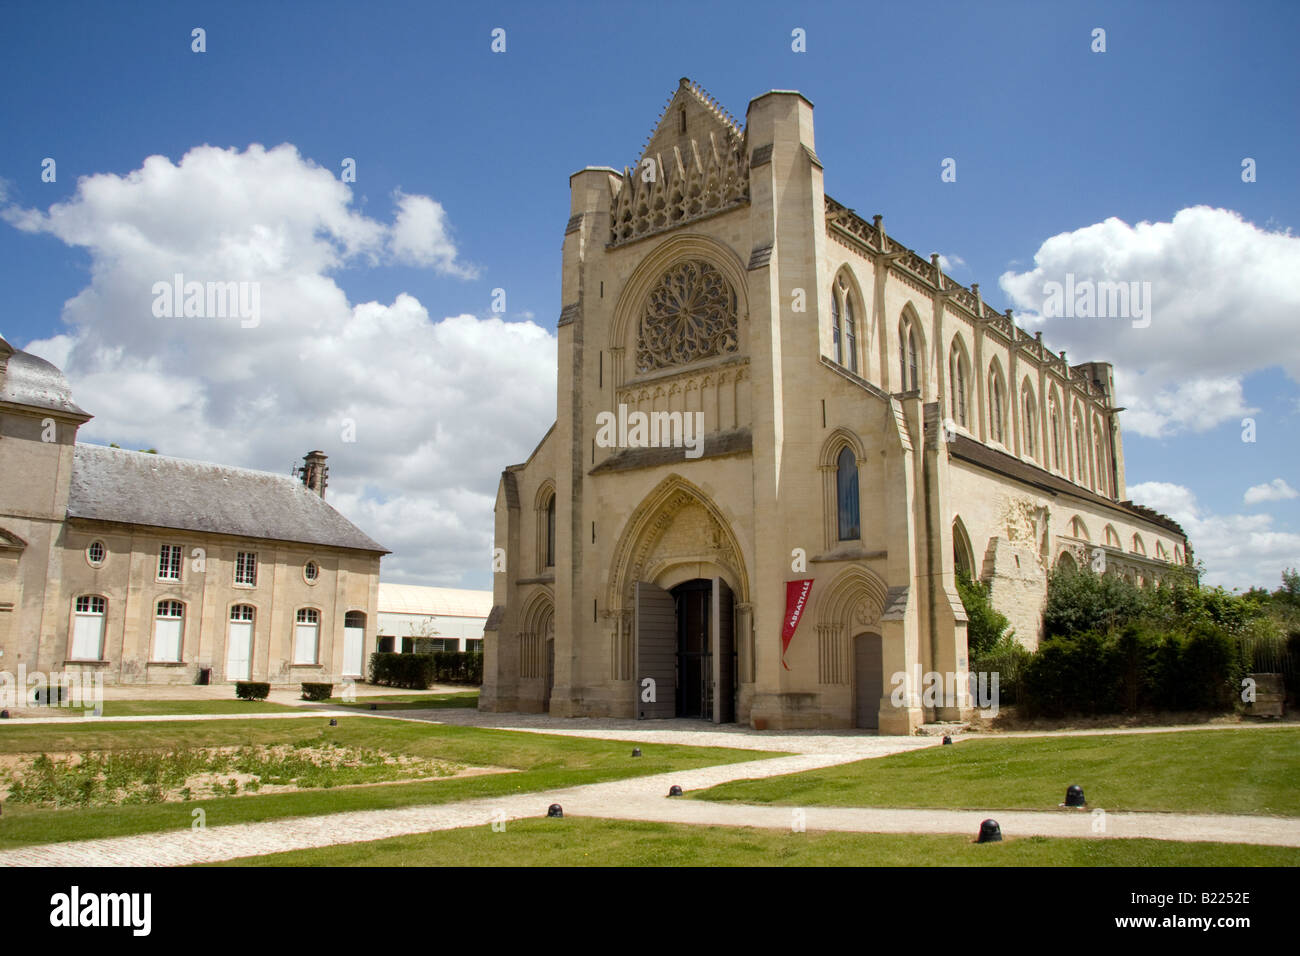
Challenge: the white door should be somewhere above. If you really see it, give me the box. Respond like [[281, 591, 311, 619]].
[[72, 608, 105, 659], [227, 620, 253, 680], [294, 623, 319, 664], [343, 624, 363, 677], [152, 618, 182, 662]]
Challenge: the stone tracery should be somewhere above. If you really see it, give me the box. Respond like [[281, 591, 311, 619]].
[[636, 259, 738, 372]]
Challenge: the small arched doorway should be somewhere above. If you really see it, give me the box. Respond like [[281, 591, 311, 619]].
[[853, 632, 883, 730]]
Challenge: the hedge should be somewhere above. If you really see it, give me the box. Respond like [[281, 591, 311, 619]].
[[300, 682, 333, 701], [369, 651, 483, 689], [234, 681, 270, 701], [1019, 623, 1240, 717]]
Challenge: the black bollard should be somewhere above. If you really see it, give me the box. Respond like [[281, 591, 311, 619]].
[[977, 819, 1002, 843], [668, 785, 683, 797], [547, 804, 563, 818], [1064, 784, 1086, 808]]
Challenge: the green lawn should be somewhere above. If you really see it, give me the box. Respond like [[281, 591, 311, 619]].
[[695, 728, 1300, 817], [327, 691, 479, 711], [210, 817, 1300, 867], [0, 717, 781, 848]]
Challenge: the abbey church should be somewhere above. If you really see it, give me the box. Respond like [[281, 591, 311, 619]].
[[481, 79, 1189, 732]]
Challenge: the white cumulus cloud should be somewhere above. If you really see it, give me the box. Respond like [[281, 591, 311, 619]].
[[7, 143, 555, 588], [1128, 480, 1300, 590], [1244, 478, 1299, 505], [999, 207, 1300, 438]]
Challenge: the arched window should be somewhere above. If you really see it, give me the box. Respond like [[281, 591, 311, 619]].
[[831, 277, 860, 374], [1094, 432, 1109, 497], [952, 518, 975, 579], [294, 608, 320, 665], [844, 293, 858, 374], [72, 595, 107, 661], [988, 363, 1005, 444], [1131, 533, 1146, 556], [152, 599, 184, 663], [1072, 407, 1087, 483], [1069, 516, 1090, 541], [899, 318, 920, 391], [1021, 382, 1037, 459], [1104, 525, 1122, 548], [1048, 390, 1063, 471], [831, 290, 842, 365], [948, 340, 968, 427], [546, 494, 556, 568], [836, 446, 860, 541]]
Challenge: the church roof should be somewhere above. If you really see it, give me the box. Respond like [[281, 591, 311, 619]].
[[948, 434, 1187, 540], [66, 444, 388, 554], [0, 337, 90, 419]]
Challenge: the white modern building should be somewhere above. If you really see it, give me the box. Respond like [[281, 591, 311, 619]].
[[376, 583, 492, 653]]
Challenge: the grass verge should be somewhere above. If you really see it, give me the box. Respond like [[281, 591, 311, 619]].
[[694, 728, 1300, 816], [209, 817, 1300, 867]]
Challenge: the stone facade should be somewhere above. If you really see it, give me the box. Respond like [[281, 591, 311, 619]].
[[0, 336, 386, 686], [482, 79, 1191, 732]]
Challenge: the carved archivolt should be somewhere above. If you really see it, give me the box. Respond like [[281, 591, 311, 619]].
[[636, 260, 738, 373], [607, 475, 749, 610]]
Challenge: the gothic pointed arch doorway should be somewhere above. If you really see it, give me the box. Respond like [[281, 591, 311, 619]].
[[613, 475, 748, 723]]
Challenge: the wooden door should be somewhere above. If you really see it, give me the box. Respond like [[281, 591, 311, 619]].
[[711, 577, 735, 723], [854, 632, 883, 730], [635, 581, 676, 719]]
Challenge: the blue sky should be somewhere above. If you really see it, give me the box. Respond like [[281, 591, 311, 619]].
[[1, 0, 1297, 590]]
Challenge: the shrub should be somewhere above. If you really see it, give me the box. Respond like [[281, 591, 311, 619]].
[[956, 570, 1011, 658], [369, 652, 436, 689], [1021, 630, 1122, 717], [971, 634, 1033, 707], [1042, 565, 1148, 640], [300, 682, 332, 701], [234, 682, 270, 701]]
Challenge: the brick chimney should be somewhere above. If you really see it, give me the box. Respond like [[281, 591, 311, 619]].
[[300, 450, 329, 499]]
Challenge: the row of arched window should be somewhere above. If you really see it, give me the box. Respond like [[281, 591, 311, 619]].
[[825, 271, 1114, 496], [68, 596, 365, 672], [1064, 516, 1183, 563]]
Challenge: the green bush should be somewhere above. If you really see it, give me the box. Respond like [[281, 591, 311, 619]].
[[1022, 630, 1122, 717], [234, 682, 270, 701], [971, 634, 1033, 706], [956, 570, 1011, 658], [300, 682, 333, 701], [1042, 565, 1148, 639], [369, 652, 436, 689]]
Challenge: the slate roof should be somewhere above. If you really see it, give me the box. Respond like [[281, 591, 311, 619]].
[[67, 444, 388, 553], [0, 343, 90, 418], [947, 434, 1187, 539]]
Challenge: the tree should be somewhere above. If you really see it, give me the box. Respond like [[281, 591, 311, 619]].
[[955, 569, 1011, 658]]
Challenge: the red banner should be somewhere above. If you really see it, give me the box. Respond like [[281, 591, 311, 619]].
[[781, 579, 814, 670]]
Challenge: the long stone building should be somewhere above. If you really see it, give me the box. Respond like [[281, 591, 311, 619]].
[[482, 78, 1190, 732], [0, 334, 387, 686]]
